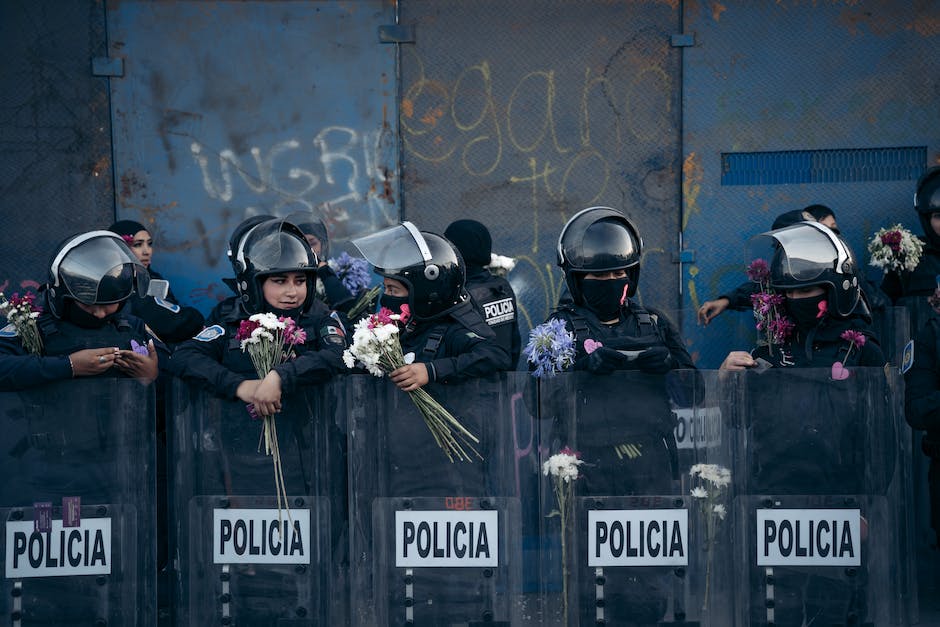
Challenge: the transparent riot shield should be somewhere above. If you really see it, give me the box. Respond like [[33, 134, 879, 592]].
[[170, 380, 336, 625], [538, 370, 732, 626], [730, 367, 915, 626], [346, 372, 536, 626], [0, 379, 156, 626]]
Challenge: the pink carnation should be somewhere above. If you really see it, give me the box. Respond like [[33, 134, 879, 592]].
[[583, 339, 603, 354]]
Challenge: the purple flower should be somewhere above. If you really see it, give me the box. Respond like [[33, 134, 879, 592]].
[[328, 252, 373, 294], [525, 318, 576, 378], [130, 339, 149, 356], [880, 230, 902, 253], [246, 404, 261, 420], [840, 330, 866, 348], [746, 259, 770, 283]]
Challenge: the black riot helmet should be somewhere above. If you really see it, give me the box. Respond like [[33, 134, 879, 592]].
[[556, 206, 643, 305], [230, 219, 318, 314], [352, 222, 465, 320], [46, 231, 150, 318], [285, 210, 330, 258], [764, 221, 862, 318], [914, 166, 940, 248]]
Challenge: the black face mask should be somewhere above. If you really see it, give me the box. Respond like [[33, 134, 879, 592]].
[[580, 277, 630, 321], [380, 294, 409, 316], [785, 293, 827, 330], [63, 300, 119, 329]]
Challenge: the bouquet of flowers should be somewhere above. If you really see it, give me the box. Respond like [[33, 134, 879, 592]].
[[328, 251, 381, 320], [746, 259, 794, 354], [689, 463, 731, 612], [486, 253, 517, 278], [235, 313, 308, 525], [0, 291, 43, 355], [868, 224, 924, 273], [543, 447, 584, 624], [524, 319, 576, 378], [342, 307, 481, 462]]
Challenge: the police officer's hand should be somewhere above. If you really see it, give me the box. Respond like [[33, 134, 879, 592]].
[[697, 298, 729, 326], [114, 339, 158, 384], [720, 351, 756, 371], [69, 347, 120, 377], [251, 370, 283, 416], [390, 363, 429, 392], [633, 346, 673, 374], [236, 380, 261, 405], [576, 347, 631, 374]]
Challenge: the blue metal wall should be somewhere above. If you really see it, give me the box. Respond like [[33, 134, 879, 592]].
[[0, 0, 113, 291], [681, 0, 940, 367], [398, 0, 683, 338], [106, 0, 399, 312]]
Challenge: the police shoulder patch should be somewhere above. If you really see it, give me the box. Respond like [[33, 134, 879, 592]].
[[193, 324, 225, 342], [154, 297, 181, 313], [0, 323, 19, 338]]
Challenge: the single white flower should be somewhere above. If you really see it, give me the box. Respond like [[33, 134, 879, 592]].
[[691, 487, 708, 499], [712, 504, 727, 520], [342, 350, 356, 369], [403, 352, 415, 364]]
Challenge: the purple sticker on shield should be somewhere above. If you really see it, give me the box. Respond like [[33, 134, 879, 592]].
[[34, 502, 52, 533], [62, 496, 81, 527]]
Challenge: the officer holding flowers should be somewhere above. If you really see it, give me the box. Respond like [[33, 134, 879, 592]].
[[0, 230, 165, 390], [172, 218, 346, 415], [352, 221, 510, 390]]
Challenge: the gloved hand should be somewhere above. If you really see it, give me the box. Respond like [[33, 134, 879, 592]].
[[632, 346, 673, 374], [574, 346, 632, 374]]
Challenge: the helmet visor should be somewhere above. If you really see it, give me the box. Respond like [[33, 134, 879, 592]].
[[757, 223, 842, 286], [352, 223, 429, 271], [58, 235, 148, 304], [240, 220, 315, 273]]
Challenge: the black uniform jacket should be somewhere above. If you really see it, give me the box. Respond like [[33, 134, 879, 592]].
[[172, 297, 346, 399]]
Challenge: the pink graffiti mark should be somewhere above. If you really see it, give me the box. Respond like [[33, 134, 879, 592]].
[[510, 391, 534, 495]]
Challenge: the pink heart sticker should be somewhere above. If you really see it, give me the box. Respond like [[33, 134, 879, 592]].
[[831, 362, 850, 380]]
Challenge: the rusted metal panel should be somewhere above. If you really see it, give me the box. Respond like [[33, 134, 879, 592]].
[[681, 0, 940, 368], [0, 0, 114, 291], [398, 0, 683, 339], [106, 0, 399, 312]]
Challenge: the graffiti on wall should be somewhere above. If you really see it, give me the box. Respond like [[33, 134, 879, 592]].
[[399, 43, 676, 334]]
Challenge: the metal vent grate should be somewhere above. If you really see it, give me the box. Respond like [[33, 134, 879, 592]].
[[721, 146, 926, 186]]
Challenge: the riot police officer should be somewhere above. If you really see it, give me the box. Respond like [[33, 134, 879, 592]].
[[352, 221, 511, 389], [720, 222, 886, 626], [881, 165, 940, 335], [541, 207, 695, 625], [549, 206, 694, 374], [0, 230, 165, 390], [444, 219, 521, 368], [903, 287, 940, 549], [107, 219, 205, 345], [721, 221, 885, 370], [173, 218, 346, 413]]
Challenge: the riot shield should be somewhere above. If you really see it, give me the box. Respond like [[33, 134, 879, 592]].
[[169, 380, 337, 625], [538, 370, 732, 626], [346, 372, 536, 626], [730, 367, 915, 626], [0, 379, 156, 626]]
